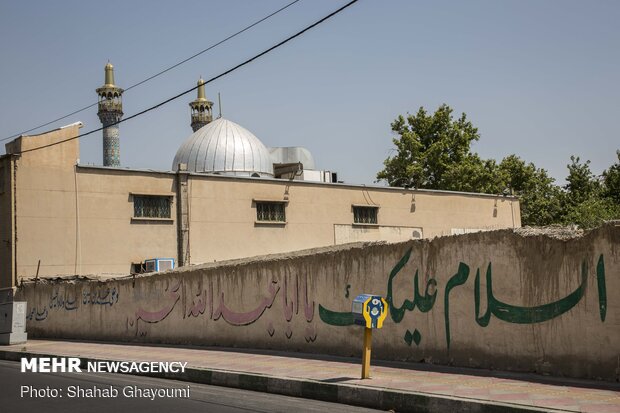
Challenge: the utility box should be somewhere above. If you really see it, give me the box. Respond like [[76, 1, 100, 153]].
[[144, 258, 175, 273], [0, 288, 27, 345], [351, 294, 388, 329]]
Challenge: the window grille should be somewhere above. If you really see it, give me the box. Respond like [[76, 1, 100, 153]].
[[256, 202, 286, 222], [133, 195, 171, 219], [353, 206, 378, 224]]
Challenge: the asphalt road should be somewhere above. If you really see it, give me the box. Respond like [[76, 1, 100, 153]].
[[0, 360, 382, 413]]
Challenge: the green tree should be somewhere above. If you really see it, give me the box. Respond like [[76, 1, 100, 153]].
[[602, 150, 620, 204], [376, 105, 481, 189], [497, 155, 563, 226], [377, 105, 619, 229], [376, 106, 563, 226], [562, 197, 619, 229], [560, 154, 620, 228], [441, 154, 500, 194], [563, 156, 600, 207]]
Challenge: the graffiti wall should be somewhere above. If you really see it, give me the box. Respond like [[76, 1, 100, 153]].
[[16, 223, 620, 381]]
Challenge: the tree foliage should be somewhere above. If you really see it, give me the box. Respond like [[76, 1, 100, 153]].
[[602, 150, 620, 204], [496, 155, 563, 226], [377, 104, 619, 228], [376, 105, 480, 189], [564, 156, 600, 206], [560, 154, 620, 228], [562, 197, 619, 229]]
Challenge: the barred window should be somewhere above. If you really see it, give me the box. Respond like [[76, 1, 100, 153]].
[[133, 195, 171, 219], [256, 202, 286, 223], [353, 206, 378, 224]]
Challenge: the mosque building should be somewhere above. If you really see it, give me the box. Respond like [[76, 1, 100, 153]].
[[0, 64, 520, 288]]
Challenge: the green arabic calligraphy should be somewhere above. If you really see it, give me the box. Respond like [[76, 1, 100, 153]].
[[444, 263, 470, 349], [596, 255, 607, 322], [474, 255, 606, 326], [318, 304, 354, 326], [319, 248, 608, 351], [385, 247, 437, 322], [475, 261, 586, 325]]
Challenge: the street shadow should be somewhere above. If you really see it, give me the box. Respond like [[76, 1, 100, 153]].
[[321, 377, 357, 383]]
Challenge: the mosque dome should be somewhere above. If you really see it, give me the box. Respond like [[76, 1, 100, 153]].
[[172, 118, 274, 176]]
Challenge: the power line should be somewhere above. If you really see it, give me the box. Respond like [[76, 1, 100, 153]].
[[17, 0, 359, 156], [1, 0, 302, 142]]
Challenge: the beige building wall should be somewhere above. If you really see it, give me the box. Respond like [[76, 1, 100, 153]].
[[187, 175, 520, 264], [7, 125, 82, 280], [2, 125, 178, 280], [72, 168, 177, 275], [0, 125, 520, 286]]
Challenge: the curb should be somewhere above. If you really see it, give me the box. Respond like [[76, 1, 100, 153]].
[[0, 350, 554, 413]]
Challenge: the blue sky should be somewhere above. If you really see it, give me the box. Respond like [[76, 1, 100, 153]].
[[0, 0, 618, 186]]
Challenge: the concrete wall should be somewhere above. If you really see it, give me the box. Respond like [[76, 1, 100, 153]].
[[16, 223, 619, 381]]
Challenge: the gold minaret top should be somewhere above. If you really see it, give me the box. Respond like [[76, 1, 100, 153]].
[[189, 77, 213, 132]]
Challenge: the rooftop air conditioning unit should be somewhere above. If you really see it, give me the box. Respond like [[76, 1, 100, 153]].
[[144, 258, 175, 273]]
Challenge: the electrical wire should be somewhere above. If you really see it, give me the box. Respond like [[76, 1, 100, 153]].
[[1, 0, 302, 142], [16, 0, 359, 156]]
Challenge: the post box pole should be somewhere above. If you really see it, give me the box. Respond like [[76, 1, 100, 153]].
[[361, 326, 372, 379]]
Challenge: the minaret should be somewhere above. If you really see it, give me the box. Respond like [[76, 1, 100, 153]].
[[189, 78, 213, 132], [96, 62, 124, 167]]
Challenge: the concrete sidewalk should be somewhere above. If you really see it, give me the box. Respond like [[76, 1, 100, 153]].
[[1, 340, 618, 413]]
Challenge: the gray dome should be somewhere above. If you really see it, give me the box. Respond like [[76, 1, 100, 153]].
[[172, 118, 274, 176]]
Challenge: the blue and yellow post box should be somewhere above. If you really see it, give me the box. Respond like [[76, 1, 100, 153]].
[[351, 294, 388, 379], [352, 294, 388, 329]]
